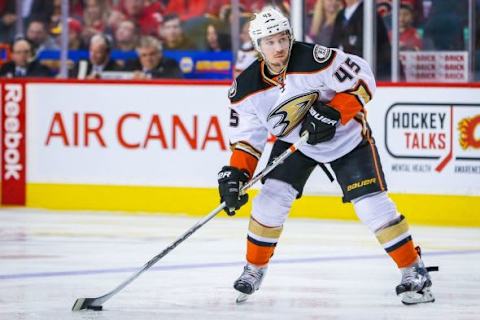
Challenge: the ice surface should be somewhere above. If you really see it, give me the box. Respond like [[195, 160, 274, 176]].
[[1, 208, 479, 320]]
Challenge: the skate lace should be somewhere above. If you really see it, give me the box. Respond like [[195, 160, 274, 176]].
[[401, 264, 430, 291], [242, 265, 263, 283], [402, 266, 419, 285]]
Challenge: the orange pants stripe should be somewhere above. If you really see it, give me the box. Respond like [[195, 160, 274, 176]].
[[387, 239, 418, 268], [246, 237, 276, 266]]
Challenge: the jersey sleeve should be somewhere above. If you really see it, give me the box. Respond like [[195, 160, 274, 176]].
[[227, 98, 269, 177], [322, 49, 376, 125]]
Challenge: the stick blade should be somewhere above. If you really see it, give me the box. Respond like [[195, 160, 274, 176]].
[[72, 298, 103, 311]]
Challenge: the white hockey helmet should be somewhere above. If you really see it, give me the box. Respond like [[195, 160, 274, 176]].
[[248, 7, 294, 52]]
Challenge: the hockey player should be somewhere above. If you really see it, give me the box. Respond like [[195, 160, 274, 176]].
[[217, 7, 437, 305]]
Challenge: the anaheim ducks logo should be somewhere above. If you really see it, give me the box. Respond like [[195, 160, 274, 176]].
[[267, 92, 319, 137]]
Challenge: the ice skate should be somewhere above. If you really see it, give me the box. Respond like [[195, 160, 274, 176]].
[[234, 264, 267, 303], [396, 259, 438, 305]]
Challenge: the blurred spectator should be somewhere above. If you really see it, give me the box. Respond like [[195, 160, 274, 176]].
[[330, 0, 392, 80], [164, 0, 228, 21], [205, 23, 231, 52], [68, 18, 87, 50], [26, 19, 59, 54], [396, 3, 422, 51], [237, 1, 269, 13], [0, 38, 52, 78], [163, 0, 230, 50], [159, 14, 197, 50], [308, 0, 344, 46], [49, 0, 62, 32], [234, 20, 256, 77], [49, 0, 82, 33], [125, 36, 182, 79], [423, 0, 467, 51], [70, 0, 85, 21], [114, 20, 138, 51], [51, 17, 87, 50], [69, 33, 120, 79], [82, 0, 110, 44], [14, 0, 54, 26], [376, 0, 424, 29], [0, 1, 16, 43], [108, 0, 163, 36], [0, 0, 54, 43]]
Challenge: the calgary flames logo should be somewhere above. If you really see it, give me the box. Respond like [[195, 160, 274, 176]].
[[458, 115, 480, 150]]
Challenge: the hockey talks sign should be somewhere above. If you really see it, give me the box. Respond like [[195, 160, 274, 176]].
[[1, 82, 26, 205], [385, 103, 480, 173]]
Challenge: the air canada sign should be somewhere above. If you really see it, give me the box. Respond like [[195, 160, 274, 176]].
[[44, 112, 226, 151], [385, 103, 480, 175]]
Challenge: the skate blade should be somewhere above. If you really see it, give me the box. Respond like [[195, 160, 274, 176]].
[[236, 293, 250, 304], [400, 287, 435, 305]]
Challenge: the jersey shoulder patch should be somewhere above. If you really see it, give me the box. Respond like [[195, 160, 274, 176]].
[[313, 44, 333, 63], [229, 60, 269, 104], [288, 41, 336, 73], [228, 79, 237, 98]]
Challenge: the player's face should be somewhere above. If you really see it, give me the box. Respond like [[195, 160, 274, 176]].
[[259, 32, 290, 72]]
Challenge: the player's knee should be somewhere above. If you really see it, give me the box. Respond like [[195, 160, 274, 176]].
[[352, 191, 399, 232], [252, 179, 298, 226]]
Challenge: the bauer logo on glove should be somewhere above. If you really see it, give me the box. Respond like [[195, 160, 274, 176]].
[[300, 101, 341, 145], [217, 166, 250, 215]]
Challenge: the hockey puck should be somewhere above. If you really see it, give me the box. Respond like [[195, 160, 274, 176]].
[[87, 305, 103, 311]]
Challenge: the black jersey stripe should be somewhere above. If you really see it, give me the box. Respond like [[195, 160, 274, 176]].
[[229, 42, 337, 104], [247, 235, 278, 247], [384, 235, 413, 253]]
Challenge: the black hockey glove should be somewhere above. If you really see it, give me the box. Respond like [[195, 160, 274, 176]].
[[218, 166, 249, 216], [300, 102, 341, 145]]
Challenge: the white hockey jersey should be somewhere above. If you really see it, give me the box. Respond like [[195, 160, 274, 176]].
[[227, 41, 376, 165]]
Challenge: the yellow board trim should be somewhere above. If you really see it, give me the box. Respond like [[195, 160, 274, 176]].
[[21, 183, 480, 227]]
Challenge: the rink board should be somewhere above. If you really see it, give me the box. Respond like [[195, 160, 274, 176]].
[[1, 79, 479, 226]]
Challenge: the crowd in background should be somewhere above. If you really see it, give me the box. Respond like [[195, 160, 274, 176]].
[[0, 0, 477, 80]]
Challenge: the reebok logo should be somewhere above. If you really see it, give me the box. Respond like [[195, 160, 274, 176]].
[[309, 108, 337, 126], [3, 84, 23, 180]]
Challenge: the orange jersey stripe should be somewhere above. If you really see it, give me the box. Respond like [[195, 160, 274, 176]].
[[387, 239, 418, 268], [367, 138, 385, 191], [230, 149, 259, 178], [328, 92, 364, 125]]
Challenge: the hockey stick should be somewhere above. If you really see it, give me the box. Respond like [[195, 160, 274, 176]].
[[72, 132, 309, 311]]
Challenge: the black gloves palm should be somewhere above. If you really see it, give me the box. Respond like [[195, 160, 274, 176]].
[[218, 166, 249, 216], [300, 102, 341, 145]]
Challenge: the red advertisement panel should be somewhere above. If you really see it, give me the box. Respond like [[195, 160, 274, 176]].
[[1, 82, 26, 205]]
